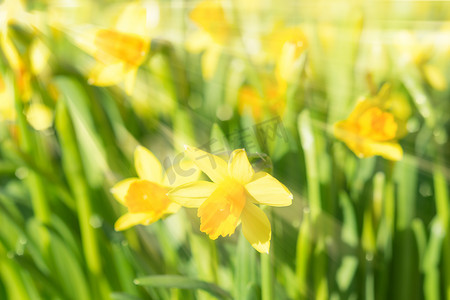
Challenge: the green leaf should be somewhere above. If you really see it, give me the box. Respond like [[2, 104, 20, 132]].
[[134, 275, 232, 300], [210, 123, 230, 154], [54, 76, 109, 187], [110, 292, 142, 300]]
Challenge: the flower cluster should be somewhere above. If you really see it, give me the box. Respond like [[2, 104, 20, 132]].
[[112, 145, 292, 253]]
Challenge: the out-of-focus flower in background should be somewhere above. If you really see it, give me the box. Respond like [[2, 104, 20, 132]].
[[235, 24, 307, 123], [395, 30, 448, 91], [185, 0, 232, 79], [73, 3, 151, 95], [0, 0, 32, 32], [169, 147, 292, 253], [238, 79, 286, 122], [262, 24, 308, 84], [334, 84, 409, 161], [0, 13, 32, 102], [26, 103, 53, 131], [112, 146, 199, 231], [0, 72, 15, 122], [0, 0, 54, 131], [189, 0, 230, 45]]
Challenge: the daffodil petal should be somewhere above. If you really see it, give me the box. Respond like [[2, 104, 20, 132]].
[[114, 212, 155, 231], [241, 203, 271, 254], [134, 146, 163, 183], [168, 181, 218, 208], [423, 64, 447, 91], [30, 39, 50, 75], [228, 149, 255, 184], [245, 172, 292, 207], [163, 159, 201, 187], [114, 3, 149, 38], [88, 63, 125, 86], [111, 178, 138, 205], [201, 46, 221, 80], [184, 145, 228, 183], [165, 202, 181, 214], [70, 28, 98, 57], [26, 103, 53, 131], [1, 36, 22, 71], [363, 141, 403, 161]]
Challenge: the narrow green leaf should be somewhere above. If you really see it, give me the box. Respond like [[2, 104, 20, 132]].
[[134, 275, 232, 300], [54, 77, 109, 187], [210, 123, 230, 154], [110, 292, 143, 300]]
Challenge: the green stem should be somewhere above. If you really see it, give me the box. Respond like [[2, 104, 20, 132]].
[[0, 243, 30, 300], [208, 239, 219, 284], [55, 99, 110, 299], [393, 157, 419, 300], [295, 210, 312, 299], [235, 232, 256, 299], [155, 221, 178, 274], [298, 110, 328, 299], [14, 82, 50, 258], [375, 164, 395, 300], [433, 163, 450, 299], [261, 209, 273, 300]]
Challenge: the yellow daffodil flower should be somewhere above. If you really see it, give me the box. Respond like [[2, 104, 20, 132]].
[[73, 3, 150, 95], [334, 85, 407, 161], [185, 0, 231, 79], [238, 80, 286, 122], [168, 146, 293, 253], [262, 25, 308, 83], [189, 0, 230, 45], [111, 146, 200, 231]]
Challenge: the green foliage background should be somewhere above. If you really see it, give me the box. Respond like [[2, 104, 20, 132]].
[[1, 0, 450, 299]]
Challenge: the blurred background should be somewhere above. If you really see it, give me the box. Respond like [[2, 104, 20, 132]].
[[0, 0, 450, 299]]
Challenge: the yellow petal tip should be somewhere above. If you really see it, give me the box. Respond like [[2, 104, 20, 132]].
[[114, 223, 124, 232]]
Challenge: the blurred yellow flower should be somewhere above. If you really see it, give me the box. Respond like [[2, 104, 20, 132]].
[[169, 146, 292, 253], [238, 80, 286, 122], [30, 39, 51, 76], [190, 0, 230, 45], [0, 29, 32, 102], [395, 30, 447, 91], [26, 103, 53, 131], [185, 0, 231, 79], [0, 0, 44, 103], [262, 25, 307, 83], [0, 73, 15, 122], [74, 3, 150, 95], [422, 64, 447, 91], [111, 146, 200, 231], [0, 0, 31, 32], [334, 85, 407, 161]]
